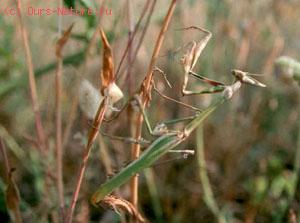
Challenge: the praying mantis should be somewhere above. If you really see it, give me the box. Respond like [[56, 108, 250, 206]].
[[91, 27, 266, 207]]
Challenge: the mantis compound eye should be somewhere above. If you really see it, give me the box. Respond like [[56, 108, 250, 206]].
[[231, 69, 244, 78]]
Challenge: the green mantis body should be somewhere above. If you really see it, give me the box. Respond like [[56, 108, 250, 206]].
[[91, 26, 266, 206], [92, 95, 225, 204], [91, 73, 264, 204]]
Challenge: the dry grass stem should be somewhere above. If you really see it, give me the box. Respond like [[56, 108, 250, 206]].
[[118, 0, 157, 82], [130, 0, 178, 210], [55, 24, 74, 222], [66, 97, 108, 223], [115, 0, 152, 78], [14, 0, 47, 153]]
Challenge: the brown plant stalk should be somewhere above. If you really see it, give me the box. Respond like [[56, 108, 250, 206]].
[[66, 97, 108, 223], [14, 0, 52, 218], [117, 0, 157, 82], [130, 0, 178, 210], [55, 24, 74, 222], [14, 0, 47, 153], [115, 0, 152, 78], [126, 0, 134, 95]]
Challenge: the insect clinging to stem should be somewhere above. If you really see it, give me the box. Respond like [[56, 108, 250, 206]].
[[91, 27, 266, 215]]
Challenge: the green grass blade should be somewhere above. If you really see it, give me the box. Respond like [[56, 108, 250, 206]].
[[92, 133, 180, 204], [144, 168, 163, 222], [196, 126, 227, 223]]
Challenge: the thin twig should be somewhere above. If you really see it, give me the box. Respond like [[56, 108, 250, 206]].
[[55, 25, 64, 223], [55, 24, 73, 222], [126, 0, 134, 95], [115, 0, 152, 78], [14, 1, 51, 218], [66, 97, 108, 223], [117, 0, 157, 82], [130, 0, 178, 211]]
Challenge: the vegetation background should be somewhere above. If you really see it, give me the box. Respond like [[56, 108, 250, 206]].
[[0, 0, 300, 222]]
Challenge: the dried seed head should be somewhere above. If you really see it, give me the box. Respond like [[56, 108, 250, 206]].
[[99, 28, 124, 106], [100, 29, 115, 90], [79, 80, 103, 119], [55, 24, 74, 57]]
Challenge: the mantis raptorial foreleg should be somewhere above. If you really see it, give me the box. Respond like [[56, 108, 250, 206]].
[[152, 67, 202, 111], [180, 26, 213, 96], [189, 70, 225, 87], [181, 85, 225, 95]]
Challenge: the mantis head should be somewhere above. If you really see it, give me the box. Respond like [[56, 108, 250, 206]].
[[231, 69, 266, 88]]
